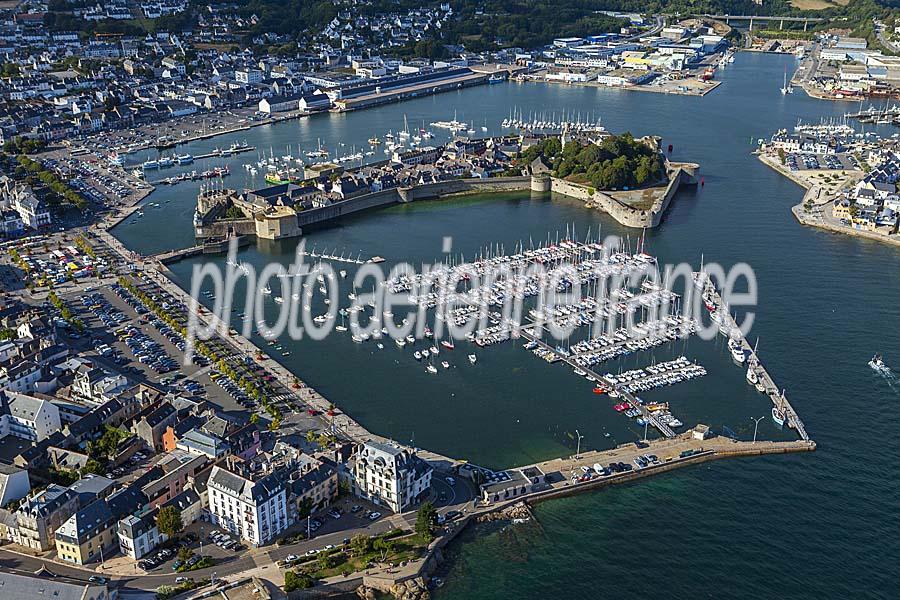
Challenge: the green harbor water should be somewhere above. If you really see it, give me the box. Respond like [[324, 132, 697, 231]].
[[114, 53, 900, 599]]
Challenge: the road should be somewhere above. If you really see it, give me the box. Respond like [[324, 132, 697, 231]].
[[875, 22, 900, 54]]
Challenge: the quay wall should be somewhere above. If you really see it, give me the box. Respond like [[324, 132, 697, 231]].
[[196, 218, 257, 240], [550, 163, 698, 229], [294, 177, 532, 229]]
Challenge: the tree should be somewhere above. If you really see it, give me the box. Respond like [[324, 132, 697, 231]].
[[156, 506, 183, 538], [349, 534, 371, 556], [415, 501, 437, 540], [283, 570, 314, 592], [777, 148, 786, 165], [373, 537, 394, 561], [177, 546, 193, 562]]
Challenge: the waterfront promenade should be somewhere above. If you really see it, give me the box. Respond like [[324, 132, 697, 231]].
[[757, 152, 900, 248]]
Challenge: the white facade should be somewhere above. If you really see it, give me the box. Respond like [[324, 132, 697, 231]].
[[2, 392, 61, 441], [350, 441, 433, 513], [207, 465, 288, 547]]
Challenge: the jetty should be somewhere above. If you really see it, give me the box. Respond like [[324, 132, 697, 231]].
[[698, 272, 809, 441]]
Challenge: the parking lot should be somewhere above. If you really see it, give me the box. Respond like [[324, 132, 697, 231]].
[[785, 152, 858, 172]]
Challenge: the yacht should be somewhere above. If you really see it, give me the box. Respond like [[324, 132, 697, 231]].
[[262, 285, 272, 295], [746, 366, 759, 385], [468, 354, 477, 365], [176, 154, 194, 165], [141, 159, 159, 170], [441, 361, 450, 369], [426, 364, 438, 374], [108, 152, 125, 167]]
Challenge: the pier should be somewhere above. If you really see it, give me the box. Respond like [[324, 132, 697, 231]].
[[520, 330, 678, 438], [698, 273, 810, 441]]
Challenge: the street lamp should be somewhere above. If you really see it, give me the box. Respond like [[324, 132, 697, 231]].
[[750, 415, 765, 443], [575, 430, 584, 459]]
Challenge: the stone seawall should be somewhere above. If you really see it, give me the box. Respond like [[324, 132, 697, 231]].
[[550, 163, 698, 229], [294, 178, 533, 230], [196, 218, 257, 240]]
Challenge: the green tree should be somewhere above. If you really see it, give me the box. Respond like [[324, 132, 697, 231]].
[[176, 546, 193, 562], [777, 148, 786, 165], [415, 501, 437, 540], [283, 570, 314, 591], [349, 534, 371, 556], [156, 505, 184, 538]]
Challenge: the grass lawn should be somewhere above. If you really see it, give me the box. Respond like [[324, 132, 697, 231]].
[[299, 533, 431, 579]]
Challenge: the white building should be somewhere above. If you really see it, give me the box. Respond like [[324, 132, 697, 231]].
[[0, 391, 62, 442], [207, 463, 288, 547], [118, 510, 166, 560], [235, 69, 264, 84], [0, 464, 31, 507], [349, 441, 433, 513]]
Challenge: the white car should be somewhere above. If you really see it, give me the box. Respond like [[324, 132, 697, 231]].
[[369, 512, 382, 521], [286, 554, 299, 561]]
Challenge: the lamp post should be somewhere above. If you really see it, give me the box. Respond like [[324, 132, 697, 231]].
[[751, 416, 765, 443], [575, 430, 584, 459]]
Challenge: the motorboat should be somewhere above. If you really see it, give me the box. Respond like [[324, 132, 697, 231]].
[[468, 354, 477, 365], [869, 354, 889, 372]]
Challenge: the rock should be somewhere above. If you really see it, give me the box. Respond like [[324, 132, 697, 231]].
[[356, 585, 377, 600]]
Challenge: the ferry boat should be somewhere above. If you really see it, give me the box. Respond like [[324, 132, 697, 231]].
[[158, 156, 174, 168], [869, 354, 889, 372], [176, 154, 194, 165], [141, 159, 159, 170]]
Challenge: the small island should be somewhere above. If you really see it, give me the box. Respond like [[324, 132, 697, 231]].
[[192, 131, 699, 246]]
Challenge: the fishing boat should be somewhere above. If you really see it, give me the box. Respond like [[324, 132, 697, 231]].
[[772, 405, 786, 427], [772, 390, 787, 427], [488, 72, 505, 84], [869, 354, 889, 372], [468, 354, 476, 365]]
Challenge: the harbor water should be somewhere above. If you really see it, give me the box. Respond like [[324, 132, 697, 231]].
[[113, 53, 900, 598]]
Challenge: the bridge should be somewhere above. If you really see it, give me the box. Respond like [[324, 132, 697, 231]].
[[702, 14, 826, 31]]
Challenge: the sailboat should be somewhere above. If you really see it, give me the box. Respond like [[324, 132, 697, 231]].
[[780, 68, 793, 95]]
